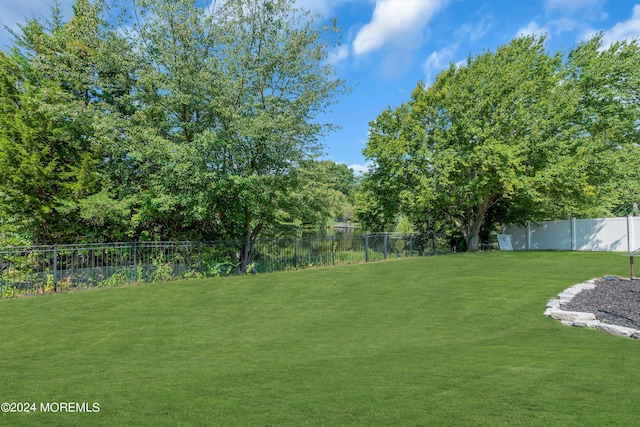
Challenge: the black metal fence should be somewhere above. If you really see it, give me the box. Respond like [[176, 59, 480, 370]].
[[0, 233, 445, 298]]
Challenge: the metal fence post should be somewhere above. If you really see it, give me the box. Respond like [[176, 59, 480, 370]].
[[383, 233, 387, 259], [365, 234, 369, 262], [133, 242, 138, 282], [293, 237, 297, 267], [197, 241, 201, 273], [331, 236, 335, 266], [53, 244, 58, 293], [409, 234, 413, 255]]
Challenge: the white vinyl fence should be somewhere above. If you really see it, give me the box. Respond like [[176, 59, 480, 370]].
[[503, 216, 640, 252]]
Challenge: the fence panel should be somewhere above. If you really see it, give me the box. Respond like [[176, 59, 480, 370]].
[[0, 233, 439, 298], [386, 234, 413, 258], [503, 225, 528, 250], [365, 234, 386, 261], [531, 220, 572, 250], [253, 238, 297, 272], [294, 237, 333, 269], [574, 218, 628, 251], [504, 216, 640, 252], [633, 218, 640, 252], [333, 234, 367, 265], [0, 246, 52, 297]]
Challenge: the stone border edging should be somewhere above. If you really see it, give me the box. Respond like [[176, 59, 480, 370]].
[[545, 278, 640, 340]]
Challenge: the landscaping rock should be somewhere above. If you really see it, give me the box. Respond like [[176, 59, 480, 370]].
[[596, 323, 637, 337], [546, 299, 561, 309], [557, 291, 580, 300], [561, 278, 640, 330], [547, 309, 596, 322], [572, 320, 599, 328], [546, 277, 640, 340]]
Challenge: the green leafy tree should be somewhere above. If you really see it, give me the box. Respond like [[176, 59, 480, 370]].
[[355, 104, 413, 232], [1, 0, 346, 255], [361, 35, 640, 251], [300, 160, 357, 226], [560, 34, 640, 217], [0, 0, 139, 243], [119, 0, 347, 270], [0, 17, 102, 244]]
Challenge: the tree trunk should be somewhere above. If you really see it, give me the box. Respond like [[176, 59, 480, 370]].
[[239, 231, 252, 274], [462, 208, 486, 252], [238, 206, 264, 274], [238, 206, 253, 274], [467, 229, 481, 252]]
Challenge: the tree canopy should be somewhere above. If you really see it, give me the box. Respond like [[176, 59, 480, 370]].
[[0, 0, 350, 270], [358, 34, 640, 251]]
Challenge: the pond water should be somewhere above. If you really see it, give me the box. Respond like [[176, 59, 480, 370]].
[[300, 227, 359, 239]]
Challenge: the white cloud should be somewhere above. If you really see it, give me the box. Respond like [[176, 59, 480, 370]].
[[601, 4, 640, 46], [353, 0, 448, 56], [549, 18, 583, 34], [455, 17, 491, 42], [580, 26, 599, 42], [469, 17, 491, 41], [326, 44, 349, 65], [515, 21, 548, 38], [422, 44, 458, 83], [348, 162, 373, 175], [516, 18, 590, 44]]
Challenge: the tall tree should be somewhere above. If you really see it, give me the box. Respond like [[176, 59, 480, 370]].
[[1, 0, 346, 254], [0, 0, 108, 243], [561, 34, 640, 216], [355, 104, 414, 232], [123, 0, 347, 269], [360, 35, 640, 251], [294, 160, 358, 229], [0, 0, 142, 243]]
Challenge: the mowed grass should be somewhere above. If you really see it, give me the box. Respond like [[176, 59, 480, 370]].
[[0, 251, 638, 426]]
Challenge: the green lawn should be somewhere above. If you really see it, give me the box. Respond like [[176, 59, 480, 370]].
[[0, 251, 637, 426]]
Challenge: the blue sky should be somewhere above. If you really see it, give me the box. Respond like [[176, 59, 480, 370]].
[[1, 0, 639, 173]]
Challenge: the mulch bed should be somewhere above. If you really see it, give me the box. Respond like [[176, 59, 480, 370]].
[[561, 278, 640, 329]]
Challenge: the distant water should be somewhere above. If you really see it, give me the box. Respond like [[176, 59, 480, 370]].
[[300, 227, 358, 239]]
